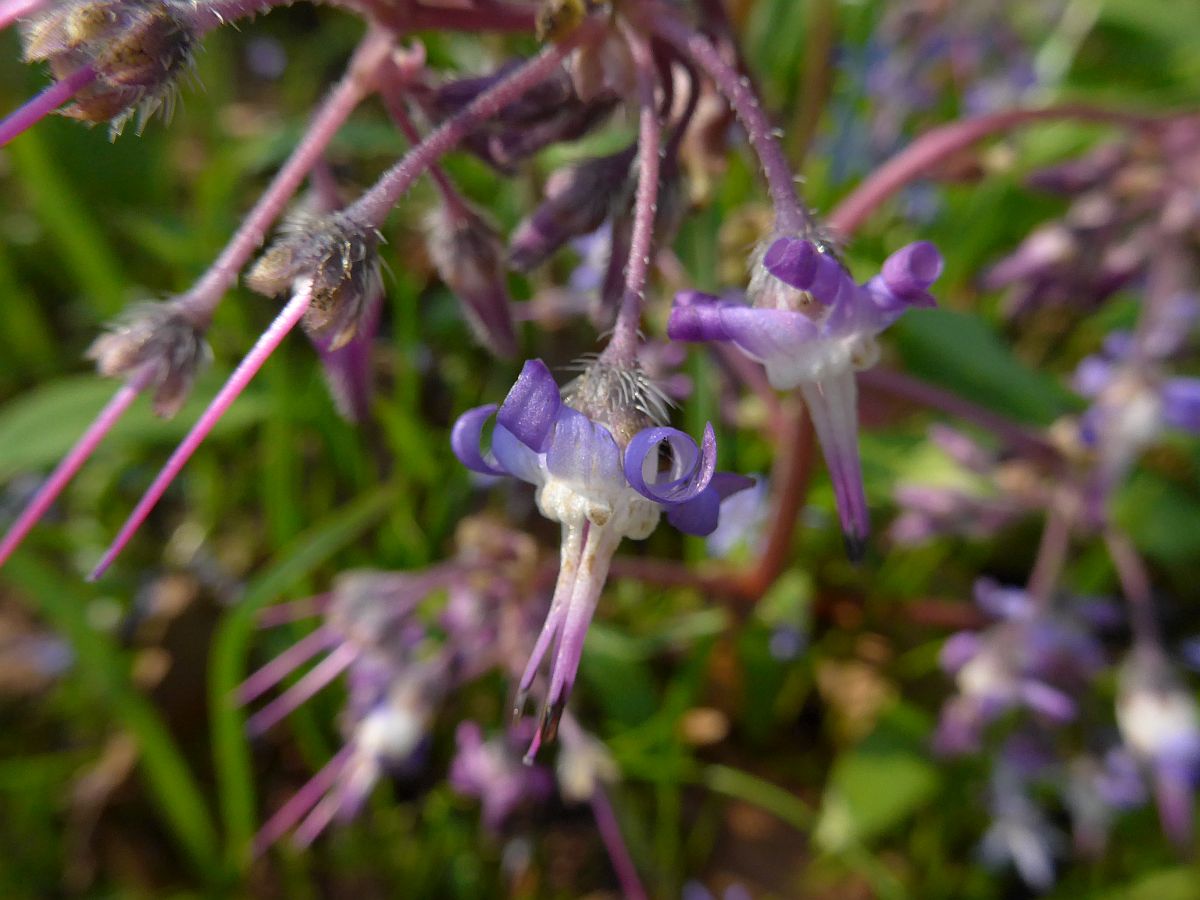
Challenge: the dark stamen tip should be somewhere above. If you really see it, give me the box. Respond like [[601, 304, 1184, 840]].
[[843, 532, 868, 564]]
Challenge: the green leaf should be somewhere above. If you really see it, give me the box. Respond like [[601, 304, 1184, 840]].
[[815, 703, 940, 850], [892, 308, 1076, 426], [0, 374, 268, 482]]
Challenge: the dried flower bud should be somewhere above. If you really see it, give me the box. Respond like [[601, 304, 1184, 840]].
[[22, 0, 196, 136], [414, 64, 616, 173], [509, 145, 635, 271], [425, 204, 518, 358], [86, 301, 210, 416], [246, 211, 381, 351]]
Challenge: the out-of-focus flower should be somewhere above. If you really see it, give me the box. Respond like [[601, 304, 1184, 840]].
[[669, 238, 943, 557], [934, 580, 1105, 755], [449, 721, 554, 832], [979, 765, 1064, 891], [1117, 646, 1200, 850]]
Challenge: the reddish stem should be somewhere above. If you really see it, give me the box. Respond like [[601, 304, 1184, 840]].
[[829, 105, 1165, 236]]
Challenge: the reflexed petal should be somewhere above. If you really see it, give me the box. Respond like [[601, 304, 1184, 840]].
[[1074, 355, 1114, 398], [762, 237, 818, 289], [498, 359, 562, 452], [718, 306, 818, 360], [623, 423, 716, 505], [492, 423, 544, 485], [450, 404, 506, 476], [940, 631, 982, 674], [666, 472, 755, 536], [545, 407, 623, 492]]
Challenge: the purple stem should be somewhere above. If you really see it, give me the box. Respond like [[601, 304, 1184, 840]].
[[590, 785, 648, 900], [292, 783, 346, 848], [857, 368, 1061, 465], [179, 31, 393, 325], [257, 593, 332, 628], [185, 0, 308, 34], [253, 744, 354, 855], [88, 289, 313, 580], [237, 625, 338, 704], [1104, 528, 1161, 648], [378, 79, 471, 217], [346, 31, 592, 229], [0, 66, 96, 148], [604, 23, 663, 365], [1026, 501, 1073, 607], [645, 9, 807, 235], [0, 364, 157, 569], [246, 641, 357, 736]]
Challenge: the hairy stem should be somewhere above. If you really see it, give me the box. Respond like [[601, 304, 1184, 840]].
[[347, 32, 590, 229], [646, 8, 807, 235], [181, 30, 393, 325], [604, 22, 663, 364]]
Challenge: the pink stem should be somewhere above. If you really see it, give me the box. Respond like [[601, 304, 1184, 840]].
[[0, 0, 44, 31], [253, 745, 354, 855], [179, 31, 392, 325], [0, 364, 156, 569], [0, 66, 96, 148], [246, 641, 357, 736], [829, 105, 1163, 236], [238, 625, 338, 704], [88, 289, 313, 580], [646, 10, 807, 235], [378, 81, 470, 217], [590, 786, 648, 900], [604, 23, 663, 364], [291, 783, 346, 848], [347, 31, 591, 229]]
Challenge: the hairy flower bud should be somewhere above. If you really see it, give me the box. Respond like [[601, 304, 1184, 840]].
[[246, 211, 381, 351], [86, 300, 210, 416], [424, 204, 518, 358], [21, 0, 196, 135], [509, 145, 636, 272]]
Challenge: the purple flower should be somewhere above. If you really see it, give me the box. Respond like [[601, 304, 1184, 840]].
[[669, 238, 942, 557], [934, 580, 1106, 755], [449, 721, 553, 832], [1117, 646, 1200, 850], [979, 766, 1063, 891], [452, 358, 752, 756]]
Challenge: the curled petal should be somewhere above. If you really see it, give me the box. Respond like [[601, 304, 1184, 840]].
[[666, 471, 755, 536], [624, 424, 717, 505], [545, 407, 623, 492], [450, 404, 506, 476], [882, 241, 944, 299], [497, 359, 561, 452]]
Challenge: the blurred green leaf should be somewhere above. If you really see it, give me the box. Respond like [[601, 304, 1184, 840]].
[[816, 703, 940, 850], [893, 308, 1077, 425]]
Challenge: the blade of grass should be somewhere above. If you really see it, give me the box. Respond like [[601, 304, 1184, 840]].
[[3, 555, 223, 876]]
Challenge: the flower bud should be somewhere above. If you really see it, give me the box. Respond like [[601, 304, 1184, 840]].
[[509, 145, 635, 271], [22, 0, 196, 135], [424, 204, 518, 358], [246, 211, 381, 351], [86, 300, 210, 416]]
